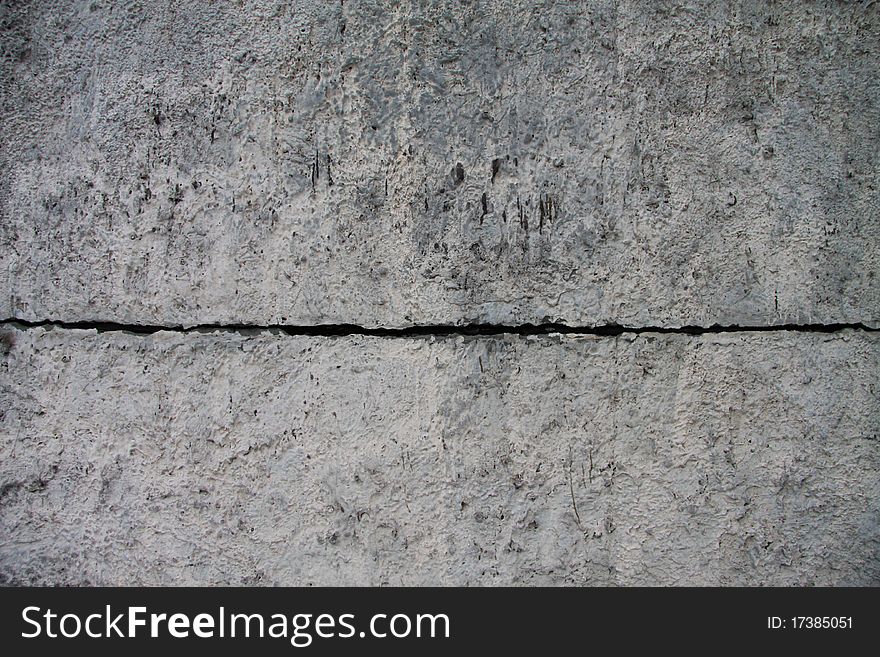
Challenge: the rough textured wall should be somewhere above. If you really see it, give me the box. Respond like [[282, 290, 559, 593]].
[[0, 1, 878, 585], [2, 0, 878, 327], [1, 327, 878, 585]]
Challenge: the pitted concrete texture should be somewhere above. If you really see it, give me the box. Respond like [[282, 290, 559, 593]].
[[1, 1, 878, 587], [1, 1, 878, 327], [1, 326, 877, 585]]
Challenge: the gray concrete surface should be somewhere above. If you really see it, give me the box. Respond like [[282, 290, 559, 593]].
[[1, 325, 877, 585], [1, 1, 878, 327], [1, 1, 878, 586]]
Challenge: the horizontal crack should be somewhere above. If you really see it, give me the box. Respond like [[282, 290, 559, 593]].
[[1, 317, 877, 338]]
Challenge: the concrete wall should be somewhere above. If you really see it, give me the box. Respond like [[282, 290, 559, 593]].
[[1, 1, 878, 585]]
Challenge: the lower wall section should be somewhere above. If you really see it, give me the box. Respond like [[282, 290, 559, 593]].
[[0, 326, 877, 585]]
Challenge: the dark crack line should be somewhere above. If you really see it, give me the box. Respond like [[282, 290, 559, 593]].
[[1, 317, 877, 338]]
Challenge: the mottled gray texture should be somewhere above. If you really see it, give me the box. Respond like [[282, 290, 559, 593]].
[[1, 326, 877, 585], [1, 1, 878, 327], [1, 1, 878, 588]]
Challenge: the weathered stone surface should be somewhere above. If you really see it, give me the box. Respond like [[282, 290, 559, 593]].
[[1, 1, 878, 327], [1, 0, 877, 590], [1, 325, 877, 585]]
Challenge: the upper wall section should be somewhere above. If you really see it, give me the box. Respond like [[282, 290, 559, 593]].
[[1, 1, 878, 328]]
